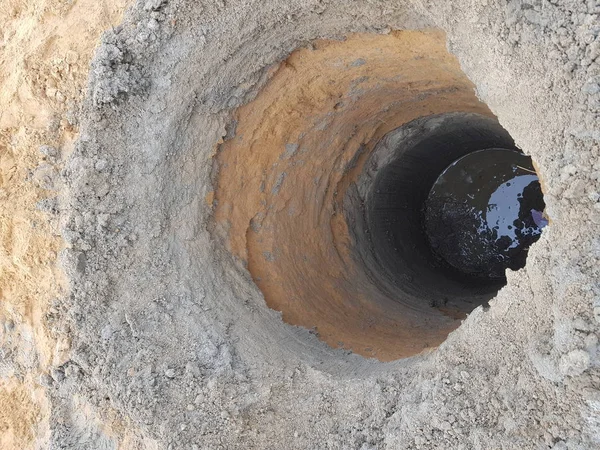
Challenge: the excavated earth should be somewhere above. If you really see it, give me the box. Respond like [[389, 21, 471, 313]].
[[3, 0, 600, 448]]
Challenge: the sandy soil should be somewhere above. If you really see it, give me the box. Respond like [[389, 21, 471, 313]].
[[2, 0, 600, 449], [56, 0, 600, 448], [0, 0, 128, 448], [215, 30, 494, 360]]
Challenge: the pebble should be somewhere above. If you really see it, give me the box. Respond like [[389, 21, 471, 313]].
[[101, 325, 113, 340], [144, 0, 164, 11], [95, 159, 109, 171], [39, 373, 54, 387], [440, 420, 452, 431], [593, 306, 600, 323], [414, 435, 426, 446], [165, 368, 176, 378], [5, 319, 15, 332], [559, 349, 591, 376], [39, 145, 58, 158], [65, 50, 79, 65], [185, 362, 201, 377], [50, 367, 66, 383], [32, 163, 58, 190], [65, 364, 80, 378], [582, 82, 600, 95]]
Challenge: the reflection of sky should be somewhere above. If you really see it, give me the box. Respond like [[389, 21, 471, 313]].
[[485, 175, 540, 249]]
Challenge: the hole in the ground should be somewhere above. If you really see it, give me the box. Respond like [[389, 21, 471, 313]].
[[213, 30, 546, 361], [425, 148, 546, 280], [353, 113, 546, 322]]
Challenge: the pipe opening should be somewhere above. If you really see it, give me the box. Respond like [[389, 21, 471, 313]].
[[352, 113, 546, 320]]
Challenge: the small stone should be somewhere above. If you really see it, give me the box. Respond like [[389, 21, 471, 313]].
[[564, 179, 587, 199], [560, 164, 577, 178], [186, 404, 195, 411], [97, 214, 110, 228], [584, 333, 598, 349], [45, 87, 57, 99], [440, 420, 452, 431], [583, 82, 600, 95], [39, 373, 54, 387], [64, 365, 80, 378], [39, 145, 58, 158], [137, 31, 150, 43], [165, 368, 176, 378], [593, 306, 600, 323], [50, 367, 65, 383], [101, 325, 113, 340], [95, 159, 108, 171], [75, 252, 87, 274], [144, 0, 165, 11], [220, 410, 230, 419], [559, 349, 590, 376], [185, 362, 201, 377], [65, 51, 79, 65], [32, 164, 58, 190]]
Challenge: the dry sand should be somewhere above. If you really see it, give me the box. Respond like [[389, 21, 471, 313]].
[[0, 0, 128, 447], [1, 0, 600, 449]]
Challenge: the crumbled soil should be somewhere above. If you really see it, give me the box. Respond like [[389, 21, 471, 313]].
[[2, 0, 600, 449]]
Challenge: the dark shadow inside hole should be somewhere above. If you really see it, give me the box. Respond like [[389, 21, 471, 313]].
[[424, 148, 546, 279], [352, 112, 545, 319]]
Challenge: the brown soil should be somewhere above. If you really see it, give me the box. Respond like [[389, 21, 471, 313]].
[[215, 30, 494, 360], [0, 1, 128, 448]]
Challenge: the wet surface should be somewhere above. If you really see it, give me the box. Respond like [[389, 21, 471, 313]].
[[424, 148, 546, 279]]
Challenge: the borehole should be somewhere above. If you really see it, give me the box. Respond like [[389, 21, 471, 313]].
[[424, 148, 547, 279], [214, 30, 547, 361], [358, 113, 547, 319]]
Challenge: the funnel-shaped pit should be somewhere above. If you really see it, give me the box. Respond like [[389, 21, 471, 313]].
[[214, 31, 545, 360]]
